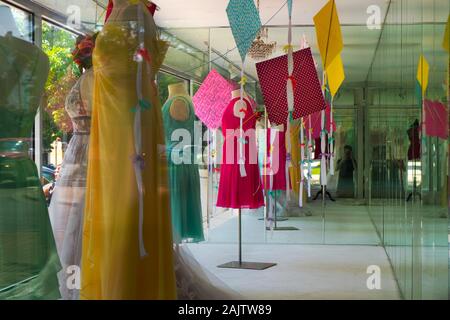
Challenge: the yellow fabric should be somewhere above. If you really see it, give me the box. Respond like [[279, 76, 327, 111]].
[[326, 54, 345, 97], [81, 20, 176, 299], [289, 120, 301, 195], [313, 0, 343, 69], [416, 54, 430, 95], [443, 14, 449, 53]]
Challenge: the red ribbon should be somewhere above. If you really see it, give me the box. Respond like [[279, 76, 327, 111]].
[[137, 48, 152, 63], [286, 75, 297, 91]]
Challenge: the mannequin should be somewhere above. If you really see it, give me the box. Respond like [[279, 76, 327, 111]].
[[81, 0, 176, 299], [167, 82, 190, 121], [48, 34, 96, 300], [0, 5, 21, 37], [0, 17, 61, 299]]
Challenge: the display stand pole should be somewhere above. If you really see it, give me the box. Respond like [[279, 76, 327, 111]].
[[272, 190, 299, 231], [218, 208, 277, 270]]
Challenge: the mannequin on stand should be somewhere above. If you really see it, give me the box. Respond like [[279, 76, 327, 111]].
[[162, 82, 204, 244], [0, 6, 61, 299]]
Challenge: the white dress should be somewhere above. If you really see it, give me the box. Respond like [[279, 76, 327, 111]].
[[48, 69, 93, 300]]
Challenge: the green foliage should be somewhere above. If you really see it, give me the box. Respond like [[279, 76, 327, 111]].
[[41, 22, 80, 152]]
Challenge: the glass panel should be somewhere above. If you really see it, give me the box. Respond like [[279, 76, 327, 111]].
[[41, 21, 79, 187], [366, 0, 449, 299], [0, 1, 33, 42]]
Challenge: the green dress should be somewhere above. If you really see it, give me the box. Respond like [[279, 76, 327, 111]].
[[162, 96, 204, 243], [0, 35, 61, 299]]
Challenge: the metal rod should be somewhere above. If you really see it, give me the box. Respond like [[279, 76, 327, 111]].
[[238, 208, 242, 264]]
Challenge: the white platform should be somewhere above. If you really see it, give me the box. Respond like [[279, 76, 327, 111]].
[[187, 243, 401, 300]]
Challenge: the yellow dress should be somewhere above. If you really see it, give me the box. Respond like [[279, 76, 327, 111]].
[[81, 11, 176, 299]]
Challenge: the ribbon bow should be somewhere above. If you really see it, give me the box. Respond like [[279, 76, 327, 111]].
[[283, 44, 294, 54], [134, 47, 152, 64], [286, 75, 297, 91], [239, 76, 248, 86], [131, 99, 152, 113], [132, 153, 146, 170]]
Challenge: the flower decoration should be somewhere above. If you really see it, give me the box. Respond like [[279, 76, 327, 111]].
[[71, 34, 97, 71]]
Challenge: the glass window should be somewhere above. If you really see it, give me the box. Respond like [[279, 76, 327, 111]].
[[0, 1, 33, 42], [41, 20, 80, 173]]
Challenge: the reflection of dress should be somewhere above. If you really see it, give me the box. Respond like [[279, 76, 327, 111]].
[[81, 11, 176, 299], [216, 97, 264, 209], [0, 36, 61, 299], [48, 69, 92, 300], [262, 127, 289, 191], [162, 96, 204, 243]]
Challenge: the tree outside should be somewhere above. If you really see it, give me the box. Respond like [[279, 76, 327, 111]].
[[41, 21, 80, 164]]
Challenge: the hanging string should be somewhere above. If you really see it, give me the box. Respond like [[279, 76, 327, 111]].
[[307, 115, 312, 197], [179, 1, 289, 75], [132, 3, 149, 258], [299, 118, 305, 207], [285, 2, 294, 202], [238, 60, 247, 177], [320, 72, 327, 187], [329, 95, 335, 175]]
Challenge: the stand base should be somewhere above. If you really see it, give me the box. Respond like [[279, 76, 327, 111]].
[[217, 261, 277, 270], [258, 217, 288, 222], [273, 226, 300, 231]]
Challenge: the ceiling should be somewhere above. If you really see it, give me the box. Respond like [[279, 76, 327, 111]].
[[26, 0, 450, 87]]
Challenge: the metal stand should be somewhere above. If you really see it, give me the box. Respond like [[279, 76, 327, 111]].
[[218, 209, 277, 270], [270, 191, 299, 231]]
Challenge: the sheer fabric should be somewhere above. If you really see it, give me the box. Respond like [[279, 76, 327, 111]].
[[162, 96, 204, 244], [0, 35, 61, 299], [81, 2, 176, 299], [48, 69, 93, 300], [174, 245, 242, 300]]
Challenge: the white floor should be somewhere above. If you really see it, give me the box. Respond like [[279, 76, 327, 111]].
[[187, 243, 401, 300]]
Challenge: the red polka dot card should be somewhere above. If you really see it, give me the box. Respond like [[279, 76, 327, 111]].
[[256, 47, 326, 125]]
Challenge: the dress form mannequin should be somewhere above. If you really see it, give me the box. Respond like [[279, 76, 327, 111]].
[[0, 5, 21, 37], [167, 82, 189, 121], [81, 0, 176, 299], [0, 16, 62, 299], [48, 66, 93, 300]]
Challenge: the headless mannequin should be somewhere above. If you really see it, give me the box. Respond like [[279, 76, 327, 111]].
[[0, 14, 48, 125], [167, 83, 190, 121], [0, 5, 21, 37]]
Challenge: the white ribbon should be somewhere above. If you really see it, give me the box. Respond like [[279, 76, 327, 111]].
[[307, 115, 312, 197], [239, 63, 247, 177], [134, 5, 148, 258], [299, 119, 305, 207], [329, 96, 335, 175], [285, 15, 294, 201]]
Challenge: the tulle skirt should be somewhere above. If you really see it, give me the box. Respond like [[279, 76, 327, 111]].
[[49, 133, 89, 300]]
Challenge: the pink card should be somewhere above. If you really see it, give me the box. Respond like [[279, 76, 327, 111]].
[[256, 47, 326, 125], [424, 100, 448, 139], [193, 69, 234, 129]]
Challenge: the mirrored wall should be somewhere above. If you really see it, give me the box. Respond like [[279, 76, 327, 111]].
[[366, 0, 449, 300]]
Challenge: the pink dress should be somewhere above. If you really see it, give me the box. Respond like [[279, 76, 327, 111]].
[[216, 97, 264, 209], [262, 128, 290, 191]]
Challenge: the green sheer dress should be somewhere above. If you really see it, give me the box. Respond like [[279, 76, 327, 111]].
[[0, 35, 61, 299], [162, 96, 204, 243]]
